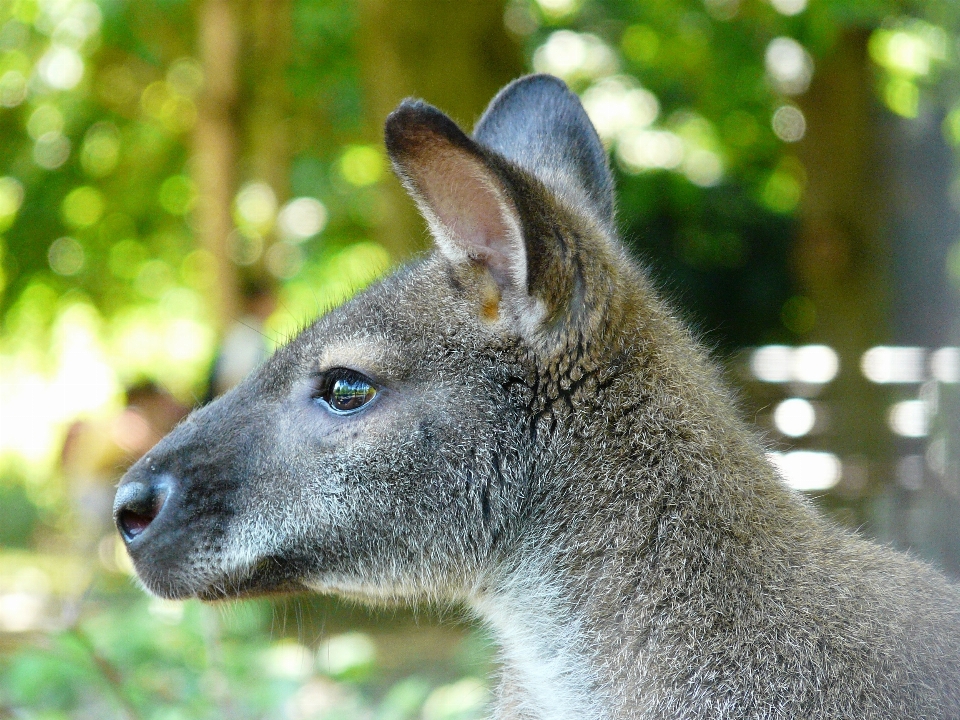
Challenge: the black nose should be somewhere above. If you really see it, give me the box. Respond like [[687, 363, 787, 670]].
[[114, 474, 175, 543]]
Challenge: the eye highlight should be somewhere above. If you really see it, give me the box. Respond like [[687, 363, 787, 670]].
[[315, 369, 378, 414]]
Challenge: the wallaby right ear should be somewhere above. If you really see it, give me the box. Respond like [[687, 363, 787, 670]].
[[385, 100, 531, 304]]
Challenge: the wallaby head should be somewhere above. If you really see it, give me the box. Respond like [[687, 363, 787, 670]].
[[114, 74, 635, 602], [115, 75, 960, 719]]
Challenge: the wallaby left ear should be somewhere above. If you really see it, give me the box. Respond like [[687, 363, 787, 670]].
[[384, 100, 531, 303], [473, 74, 614, 233]]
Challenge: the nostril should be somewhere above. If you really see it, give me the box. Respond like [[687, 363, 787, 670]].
[[114, 478, 172, 543], [118, 505, 160, 541]]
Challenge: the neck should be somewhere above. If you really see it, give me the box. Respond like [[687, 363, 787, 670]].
[[471, 386, 817, 719], [471, 550, 612, 720]]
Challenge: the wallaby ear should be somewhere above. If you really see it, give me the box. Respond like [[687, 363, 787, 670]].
[[385, 100, 529, 297], [473, 74, 614, 230]]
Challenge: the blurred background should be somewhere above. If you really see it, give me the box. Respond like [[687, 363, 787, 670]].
[[1, 0, 959, 717]]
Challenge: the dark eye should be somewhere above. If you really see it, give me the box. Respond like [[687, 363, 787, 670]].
[[316, 370, 378, 414]]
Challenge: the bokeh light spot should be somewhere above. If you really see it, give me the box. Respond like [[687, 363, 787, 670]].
[[80, 122, 120, 177], [234, 181, 277, 235], [0, 177, 25, 232], [422, 678, 488, 720], [620, 25, 659, 65], [48, 237, 84, 276], [158, 175, 198, 215], [62, 186, 105, 229], [769, 451, 842, 491], [749, 345, 838, 384], [930, 348, 960, 383], [141, 81, 197, 132], [141, 81, 170, 118], [162, 95, 197, 133], [334, 242, 389, 288], [48, 0, 103, 46], [884, 78, 919, 118], [316, 632, 376, 677], [339, 146, 383, 187], [534, 0, 580, 19], [262, 641, 314, 681], [888, 400, 929, 438], [770, 0, 807, 16], [108, 240, 148, 280], [33, 132, 71, 170], [682, 148, 723, 187], [504, 1, 539, 36], [761, 158, 805, 213], [774, 398, 816, 437], [27, 105, 64, 140], [277, 197, 327, 242], [532, 30, 616, 81], [0, 70, 27, 107], [762, 171, 801, 213], [861, 346, 926, 384], [616, 129, 683, 172], [793, 345, 839, 384], [870, 29, 937, 78], [166, 57, 204, 97], [704, 0, 740, 22], [765, 37, 813, 95], [660, 114, 725, 186], [38, 45, 84, 90], [750, 345, 792, 383], [771, 105, 806, 142], [581, 75, 658, 145], [943, 107, 960, 147]]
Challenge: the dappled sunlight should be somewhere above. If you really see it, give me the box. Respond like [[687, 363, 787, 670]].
[[1, 302, 119, 479], [870, 20, 950, 118]]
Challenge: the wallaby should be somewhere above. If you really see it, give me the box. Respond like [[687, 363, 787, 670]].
[[114, 74, 960, 719]]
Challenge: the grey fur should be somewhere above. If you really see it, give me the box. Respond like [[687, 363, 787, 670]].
[[115, 74, 960, 719]]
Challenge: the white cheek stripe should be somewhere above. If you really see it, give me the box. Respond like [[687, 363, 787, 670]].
[[471, 561, 608, 720]]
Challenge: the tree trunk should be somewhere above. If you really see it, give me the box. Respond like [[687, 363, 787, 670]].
[[795, 30, 891, 508], [242, 0, 292, 203], [193, 0, 241, 330], [357, 0, 524, 259]]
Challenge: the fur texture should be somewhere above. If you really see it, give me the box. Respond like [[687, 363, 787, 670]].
[[115, 74, 960, 719]]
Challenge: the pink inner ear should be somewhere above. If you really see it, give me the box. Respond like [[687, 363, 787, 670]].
[[415, 147, 525, 291]]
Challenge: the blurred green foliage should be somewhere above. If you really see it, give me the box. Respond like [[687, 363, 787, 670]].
[[513, 0, 960, 345], [1, 590, 493, 718]]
